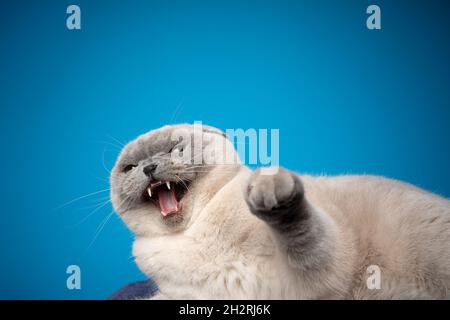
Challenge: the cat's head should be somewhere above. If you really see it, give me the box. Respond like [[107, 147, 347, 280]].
[[110, 124, 241, 236]]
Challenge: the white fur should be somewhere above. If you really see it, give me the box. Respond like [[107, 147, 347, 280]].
[[129, 168, 450, 299], [112, 126, 450, 299]]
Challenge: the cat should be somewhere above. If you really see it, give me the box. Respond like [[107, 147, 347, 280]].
[[110, 124, 450, 299]]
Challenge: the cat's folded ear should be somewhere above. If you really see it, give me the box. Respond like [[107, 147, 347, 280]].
[[202, 125, 227, 138]]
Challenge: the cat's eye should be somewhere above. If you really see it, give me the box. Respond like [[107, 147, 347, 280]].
[[171, 146, 184, 155], [123, 164, 136, 173]]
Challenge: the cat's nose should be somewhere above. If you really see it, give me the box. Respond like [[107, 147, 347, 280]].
[[143, 164, 157, 177]]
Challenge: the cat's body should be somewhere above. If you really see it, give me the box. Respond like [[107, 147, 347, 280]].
[[110, 124, 450, 299]]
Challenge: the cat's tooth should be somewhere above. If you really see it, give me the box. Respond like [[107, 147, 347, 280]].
[[166, 181, 171, 190], [147, 187, 152, 198]]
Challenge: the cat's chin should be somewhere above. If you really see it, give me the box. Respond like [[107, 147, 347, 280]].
[[121, 203, 188, 238]]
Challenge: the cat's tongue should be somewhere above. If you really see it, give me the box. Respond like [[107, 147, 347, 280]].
[[158, 187, 179, 217]]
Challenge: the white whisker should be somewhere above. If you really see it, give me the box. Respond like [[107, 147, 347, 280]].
[[86, 209, 115, 250], [91, 140, 123, 151], [169, 98, 185, 124], [85, 194, 129, 251], [55, 188, 110, 210], [101, 147, 112, 175], [106, 134, 126, 148], [73, 199, 111, 226], [175, 175, 191, 194]]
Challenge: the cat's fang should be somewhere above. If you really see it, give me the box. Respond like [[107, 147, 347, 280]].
[[166, 181, 171, 190], [147, 187, 152, 198]]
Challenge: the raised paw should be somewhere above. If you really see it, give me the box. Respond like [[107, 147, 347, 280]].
[[244, 167, 304, 222]]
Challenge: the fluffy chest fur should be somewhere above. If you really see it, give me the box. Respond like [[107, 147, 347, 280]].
[[132, 169, 286, 299], [132, 169, 356, 299]]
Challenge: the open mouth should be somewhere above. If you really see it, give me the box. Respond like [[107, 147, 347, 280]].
[[143, 180, 189, 217]]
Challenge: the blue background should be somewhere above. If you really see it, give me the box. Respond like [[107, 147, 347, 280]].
[[1, 0, 449, 299]]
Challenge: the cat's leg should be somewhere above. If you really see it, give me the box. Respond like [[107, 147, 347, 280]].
[[244, 168, 337, 273]]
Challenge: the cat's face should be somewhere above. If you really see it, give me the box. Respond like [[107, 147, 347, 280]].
[[110, 124, 239, 236]]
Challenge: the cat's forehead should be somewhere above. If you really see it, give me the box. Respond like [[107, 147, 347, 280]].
[[121, 126, 182, 158], [120, 125, 191, 159], [118, 124, 225, 161]]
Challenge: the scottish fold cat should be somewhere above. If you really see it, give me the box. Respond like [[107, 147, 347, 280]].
[[110, 124, 450, 299]]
